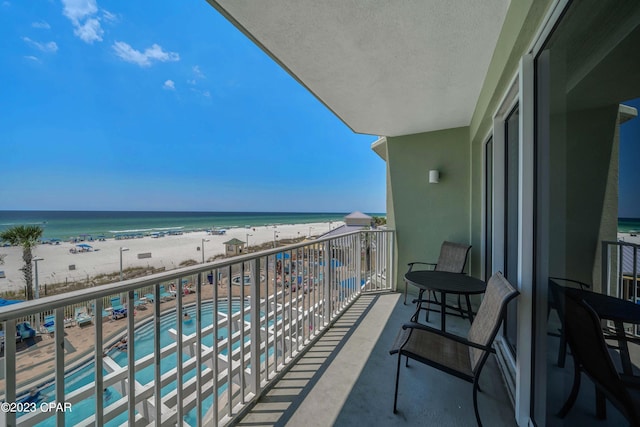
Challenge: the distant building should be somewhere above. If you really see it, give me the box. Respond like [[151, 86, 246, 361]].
[[223, 238, 246, 256], [321, 211, 374, 238]]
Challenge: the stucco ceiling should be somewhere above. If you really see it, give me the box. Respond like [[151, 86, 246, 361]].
[[207, 0, 511, 137]]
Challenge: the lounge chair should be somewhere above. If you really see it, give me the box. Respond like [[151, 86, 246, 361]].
[[143, 292, 155, 302], [17, 322, 37, 341], [390, 272, 518, 426], [42, 315, 56, 335], [405, 241, 472, 322], [74, 307, 93, 327], [110, 297, 124, 312], [91, 304, 111, 322], [111, 308, 127, 320], [133, 292, 147, 308], [159, 285, 173, 301]]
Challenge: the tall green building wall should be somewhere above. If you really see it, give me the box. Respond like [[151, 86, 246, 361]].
[[468, 0, 554, 277], [386, 127, 470, 290]]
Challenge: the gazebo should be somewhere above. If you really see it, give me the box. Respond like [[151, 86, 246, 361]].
[[223, 238, 246, 256]]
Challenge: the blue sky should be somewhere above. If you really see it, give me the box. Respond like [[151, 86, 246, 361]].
[[620, 98, 640, 218], [0, 0, 385, 213]]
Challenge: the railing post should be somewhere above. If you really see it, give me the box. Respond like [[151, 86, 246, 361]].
[[176, 276, 184, 424], [323, 241, 330, 326], [212, 268, 219, 426], [127, 289, 136, 427], [4, 320, 17, 427], [54, 307, 65, 426], [250, 258, 261, 396], [94, 297, 104, 426], [196, 272, 203, 427], [356, 233, 362, 295], [634, 245, 638, 303], [154, 283, 162, 425]]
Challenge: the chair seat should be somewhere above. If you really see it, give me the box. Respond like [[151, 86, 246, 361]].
[[391, 327, 473, 378]]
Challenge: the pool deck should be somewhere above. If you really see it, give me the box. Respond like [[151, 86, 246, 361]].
[[2, 278, 291, 394]]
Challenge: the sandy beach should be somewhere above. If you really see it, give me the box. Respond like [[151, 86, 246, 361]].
[[0, 221, 343, 294]]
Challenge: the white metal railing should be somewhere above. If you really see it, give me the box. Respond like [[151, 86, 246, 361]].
[[0, 229, 394, 426], [602, 240, 640, 300]]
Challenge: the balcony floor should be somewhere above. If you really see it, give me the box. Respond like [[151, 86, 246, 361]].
[[237, 292, 516, 426]]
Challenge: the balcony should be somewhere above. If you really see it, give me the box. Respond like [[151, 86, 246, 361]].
[[0, 230, 396, 426], [236, 291, 515, 427]]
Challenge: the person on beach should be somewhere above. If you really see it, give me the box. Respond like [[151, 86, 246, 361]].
[[103, 337, 127, 356], [184, 312, 191, 321]]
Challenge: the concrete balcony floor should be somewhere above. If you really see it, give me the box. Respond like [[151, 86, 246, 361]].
[[237, 292, 516, 426]]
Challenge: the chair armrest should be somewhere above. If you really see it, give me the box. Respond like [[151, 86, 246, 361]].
[[407, 262, 437, 272], [549, 276, 591, 290], [412, 297, 435, 304], [401, 322, 495, 353]]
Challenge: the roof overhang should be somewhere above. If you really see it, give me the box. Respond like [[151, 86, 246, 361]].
[[206, 0, 510, 137]]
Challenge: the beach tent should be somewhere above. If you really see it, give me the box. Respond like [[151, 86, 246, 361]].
[[275, 253, 291, 260], [0, 298, 23, 307]]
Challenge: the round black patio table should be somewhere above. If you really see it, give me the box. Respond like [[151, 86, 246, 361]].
[[404, 270, 486, 331], [564, 287, 640, 375]]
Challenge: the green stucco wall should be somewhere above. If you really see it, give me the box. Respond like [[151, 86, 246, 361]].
[[386, 127, 470, 291], [468, 0, 553, 277]]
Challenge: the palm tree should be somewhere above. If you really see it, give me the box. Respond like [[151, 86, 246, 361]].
[[0, 225, 43, 300]]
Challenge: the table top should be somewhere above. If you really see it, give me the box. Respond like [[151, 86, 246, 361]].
[[404, 270, 486, 295], [565, 287, 640, 324]]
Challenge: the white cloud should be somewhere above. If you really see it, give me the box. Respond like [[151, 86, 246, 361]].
[[101, 9, 117, 23], [61, 0, 104, 44], [163, 80, 175, 90], [112, 41, 180, 67], [73, 17, 103, 43], [32, 21, 51, 29], [62, 0, 97, 22], [24, 55, 40, 62], [193, 65, 205, 79], [23, 37, 58, 53]]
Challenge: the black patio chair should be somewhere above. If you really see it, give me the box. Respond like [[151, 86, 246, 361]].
[[390, 271, 518, 426], [558, 292, 640, 425], [405, 241, 471, 322], [548, 277, 590, 368]]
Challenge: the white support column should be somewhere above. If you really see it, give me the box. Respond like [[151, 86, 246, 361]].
[[516, 53, 535, 427]]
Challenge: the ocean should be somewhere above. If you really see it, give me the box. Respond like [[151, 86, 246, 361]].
[[0, 211, 381, 241], [618, 218, 640, 233]]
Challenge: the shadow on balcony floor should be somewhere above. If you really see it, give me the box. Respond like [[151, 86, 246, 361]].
[[237, 292, 516, 427]]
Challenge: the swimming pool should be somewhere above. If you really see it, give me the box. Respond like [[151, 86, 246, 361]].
[[25, 300, 261, 426]]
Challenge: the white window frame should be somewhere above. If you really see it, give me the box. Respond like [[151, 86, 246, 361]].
[[489, 56, 535, 426]]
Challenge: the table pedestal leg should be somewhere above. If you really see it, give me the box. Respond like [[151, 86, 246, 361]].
[[615, 321, 633, 375], [441, 291, 447, 331], [465, 294, 474, 325]]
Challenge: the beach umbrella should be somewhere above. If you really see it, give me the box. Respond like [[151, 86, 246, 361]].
[[275, 253, 290, 260]]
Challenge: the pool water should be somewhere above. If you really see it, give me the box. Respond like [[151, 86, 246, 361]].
[[26, 300, 265, 426]]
